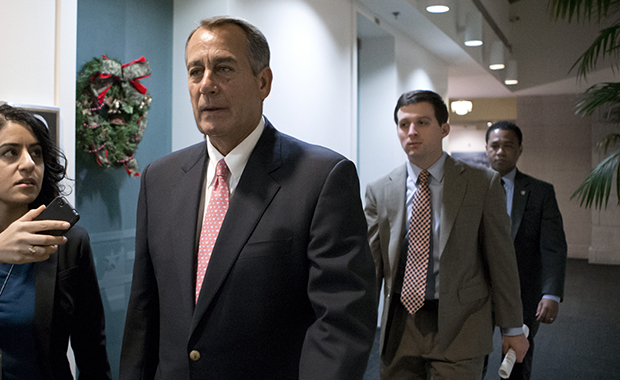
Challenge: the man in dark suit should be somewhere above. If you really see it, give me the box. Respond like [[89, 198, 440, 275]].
[[365, 90, 528, 379], [485, 121, 567, 380], [119, 16, 377, 380]]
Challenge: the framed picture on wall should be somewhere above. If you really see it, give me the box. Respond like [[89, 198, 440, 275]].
[[451, 151, 490, 169], [0, 101, 60, 145]]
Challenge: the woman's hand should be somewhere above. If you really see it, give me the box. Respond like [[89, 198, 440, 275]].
[[0, 205, 70, 264]]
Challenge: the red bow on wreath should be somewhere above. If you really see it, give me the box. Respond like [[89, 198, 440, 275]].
[[91, 55, 151, 106]]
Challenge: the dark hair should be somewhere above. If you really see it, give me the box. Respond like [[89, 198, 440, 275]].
[[394, 90, 449, 125], [0, 104, 67, 208], [486, 120, 523, 146], [185, 16, 270, 76]]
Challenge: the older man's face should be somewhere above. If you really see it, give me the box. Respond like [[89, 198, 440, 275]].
[[186, 24, 272, 155]]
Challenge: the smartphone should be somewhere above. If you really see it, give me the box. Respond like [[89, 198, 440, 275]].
[[33, 196, 80, 236]]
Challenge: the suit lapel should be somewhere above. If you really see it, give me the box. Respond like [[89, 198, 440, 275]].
[[170, 142, 209, 311], [511, 170, 529, 241], [386, 165, 407, 271], [191, 123, 281, 330], [440, 156, 466, 256]]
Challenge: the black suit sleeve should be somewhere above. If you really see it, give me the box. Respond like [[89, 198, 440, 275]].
[[539, 184, 567, 300], [299, 159, 377, 380], [71, 231, 112, 380], [364, 183, 384, 302], [49, 227, 112, 380], [120, 163, 161, 380]]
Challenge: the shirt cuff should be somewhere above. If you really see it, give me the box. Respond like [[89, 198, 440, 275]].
[[501, 327, 524, 336], [542, 294, 561, 303]]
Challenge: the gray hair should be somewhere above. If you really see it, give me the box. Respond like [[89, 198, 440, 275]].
[[185, 16, 270, 76]]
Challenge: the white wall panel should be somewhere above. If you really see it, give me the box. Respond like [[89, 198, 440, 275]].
[[0, 1, 56, 106]]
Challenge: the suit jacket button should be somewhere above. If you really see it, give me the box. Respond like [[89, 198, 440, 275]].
[[189, 350, 201, 361]]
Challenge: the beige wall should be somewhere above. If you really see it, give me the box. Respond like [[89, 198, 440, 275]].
[[516, 94, 593, 260]]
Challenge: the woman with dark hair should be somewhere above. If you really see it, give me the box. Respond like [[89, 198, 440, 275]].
[[0, 104, 111, 379]]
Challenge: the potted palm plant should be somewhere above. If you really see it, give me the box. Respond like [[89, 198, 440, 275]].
[[549, 0, 620, 209]]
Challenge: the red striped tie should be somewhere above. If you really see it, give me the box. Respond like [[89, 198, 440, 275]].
[[195, 159, 230, 303], [401, 170, 431, 314]]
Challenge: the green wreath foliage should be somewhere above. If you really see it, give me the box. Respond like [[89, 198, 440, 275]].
[[76, 55, 152, 176]]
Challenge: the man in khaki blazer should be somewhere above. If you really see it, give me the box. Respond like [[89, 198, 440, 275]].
[[365, 90, 529, 379]]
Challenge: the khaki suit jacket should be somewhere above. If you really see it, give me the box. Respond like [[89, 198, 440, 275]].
[[365, 155, 523, 362]]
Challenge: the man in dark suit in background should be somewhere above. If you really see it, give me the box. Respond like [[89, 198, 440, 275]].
[[119, 16, 377, 380], [485, 121, 567, 380], [365, 90, 528, 380]]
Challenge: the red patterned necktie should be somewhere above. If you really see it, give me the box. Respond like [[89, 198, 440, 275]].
[[195, 159, 230, 303], [401, 169, 431, 314]]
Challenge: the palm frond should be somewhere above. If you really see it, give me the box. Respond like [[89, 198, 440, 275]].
[[548, 0, 620, 22], [571, 148, 620, 208], [570, 21, 620, 78], [597, 133, 620, 151], [576, 82, 620, 114]]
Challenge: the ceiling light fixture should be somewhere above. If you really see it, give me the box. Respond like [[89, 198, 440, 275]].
[[451, 100, 473, 115], [464, 12, 483, 47], [504, 60, 518, 85], [489, 41, 505, 70], [426, 0, 450, 13]]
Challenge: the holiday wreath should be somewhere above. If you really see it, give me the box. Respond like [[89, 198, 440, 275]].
[[76, 55, 152, 176]]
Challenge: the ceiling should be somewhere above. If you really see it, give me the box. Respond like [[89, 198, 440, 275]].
[[356, 0, 617, 100]]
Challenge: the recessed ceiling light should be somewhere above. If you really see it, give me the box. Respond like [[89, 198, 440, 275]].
[[450, 100, 473, 115], [426, 1, 450, 13], [426, 5, 450, 13]]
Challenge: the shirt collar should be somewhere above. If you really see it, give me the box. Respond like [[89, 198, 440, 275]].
[[502, 167, 517, 186], [206, 116, 265, 187], [406, 152, 447, 184]]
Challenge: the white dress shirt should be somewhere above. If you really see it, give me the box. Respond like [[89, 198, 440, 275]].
[[202, 117, 265, 221]]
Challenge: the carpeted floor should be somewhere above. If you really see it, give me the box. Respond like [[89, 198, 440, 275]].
[[363, 259, 620, 380]]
